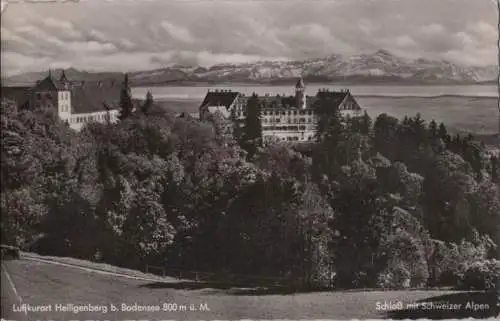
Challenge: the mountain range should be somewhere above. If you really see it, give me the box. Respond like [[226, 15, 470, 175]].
[[2, 50, 497, 86]]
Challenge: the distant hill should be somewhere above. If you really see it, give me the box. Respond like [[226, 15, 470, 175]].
[[3, 68, 125, 86], [2, 50, 497, 86]]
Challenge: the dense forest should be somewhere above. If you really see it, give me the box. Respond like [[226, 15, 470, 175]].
[[1, 79, 499, 291]]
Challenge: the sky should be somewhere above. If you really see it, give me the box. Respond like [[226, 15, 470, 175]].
[[0, 0, 498, 77]]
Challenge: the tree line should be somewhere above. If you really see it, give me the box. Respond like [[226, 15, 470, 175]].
[[1, 75, 499, 290]]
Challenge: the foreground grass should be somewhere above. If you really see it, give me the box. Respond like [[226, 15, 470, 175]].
[[2, 255, 498, 320]]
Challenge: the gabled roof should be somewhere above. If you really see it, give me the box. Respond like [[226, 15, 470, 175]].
[[315, 90, 349, 101], [34, 74, 68, 91], [71, 82, 121, 114], [313, 90, 350, 109], [200, 90, 240, 109]]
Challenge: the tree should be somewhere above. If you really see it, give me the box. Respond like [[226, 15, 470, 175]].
[[119, 74, 134, 120], [241, 93, 262, 158], [492, 156, 499, 183], [142, 90, 154, 115], [429, 120, 438, 139], [360, 110, 372, 135], [438, 122, 448, 139], [373, 113, 399, 159]]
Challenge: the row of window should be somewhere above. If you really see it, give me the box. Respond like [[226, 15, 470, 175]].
[[262, 110, 314, 116], [267, 136, 314, 142], [262, 117, 313, 124], [263, 125, 308, 131], [71, 113, 112, 124]]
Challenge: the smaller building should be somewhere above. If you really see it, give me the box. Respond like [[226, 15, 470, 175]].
[[1, 71, 124, 131], [29, 71, 122, 131]]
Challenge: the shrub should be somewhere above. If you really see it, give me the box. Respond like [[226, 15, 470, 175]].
[[377, 261, 411, 289], [378, 229, 429, 288], [429, 235, 496, 286], [460, 259, 500, 291]]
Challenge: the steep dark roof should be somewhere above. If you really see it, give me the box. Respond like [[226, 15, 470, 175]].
[[315, 90, 348, 101], [200, 91, 240, 109], [71, 82, 121, 114], [35, 75, 66, 91], [1, 86, 31, 107], [313, 90, 348, 108]]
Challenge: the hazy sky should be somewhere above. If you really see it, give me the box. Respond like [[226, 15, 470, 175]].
[[1, 0, 497, 76]]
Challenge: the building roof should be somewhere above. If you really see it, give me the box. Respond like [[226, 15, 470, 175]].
[[35, 74, 66, 91], [312, 90, 349, 108], [70, 82, 122, 114], [200, 90, 240, 109]]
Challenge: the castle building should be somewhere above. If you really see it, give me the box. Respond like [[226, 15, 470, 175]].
[[2, 71, 121, 131], [199, 77, 362, 143]]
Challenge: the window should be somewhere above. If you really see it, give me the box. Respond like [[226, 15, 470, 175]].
[[293, 111, 297, 115], [276, 119, 280, 123], [36, 93, 41, 100]]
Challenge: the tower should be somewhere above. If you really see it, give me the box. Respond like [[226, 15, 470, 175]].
[[295, 76, 306, 109]]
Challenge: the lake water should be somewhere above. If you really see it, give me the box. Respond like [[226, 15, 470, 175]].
[[132, 84, 498, 100], [131, 85, 499, 135]]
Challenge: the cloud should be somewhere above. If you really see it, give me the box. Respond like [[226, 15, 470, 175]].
[[395, 36, 417, 48], [65, 41, 117, 54], [420, 24, 446, 35], [160, 20, 196, 43], [0, 0, 497, 75]]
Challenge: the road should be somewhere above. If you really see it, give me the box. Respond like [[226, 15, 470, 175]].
[[1, 255, 496, 320], [1, 262, 29, 321]]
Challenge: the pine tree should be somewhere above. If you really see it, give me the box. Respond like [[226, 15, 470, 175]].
[[428, 120, 438, 138], [241, 93, 262, 158], [119, 74, 134, 120], [438, 122, 447, 139], [360, 110, 372, 135], [142, 90, 153, 114]]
